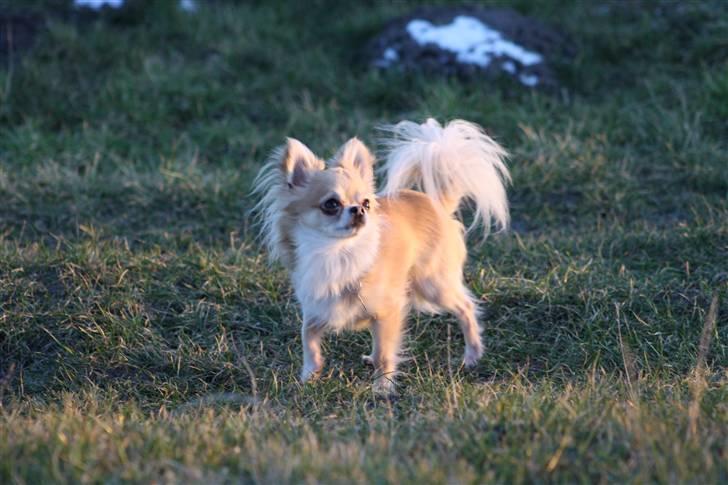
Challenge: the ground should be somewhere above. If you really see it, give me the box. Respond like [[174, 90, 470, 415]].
[[0, 1, 727, 483]]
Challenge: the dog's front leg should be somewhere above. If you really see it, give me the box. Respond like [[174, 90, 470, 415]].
[[301, 320, 325, 382], [369, 309, 404, 395]]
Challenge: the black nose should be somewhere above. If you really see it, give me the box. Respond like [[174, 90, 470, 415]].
[[349, 206, 365, 227]]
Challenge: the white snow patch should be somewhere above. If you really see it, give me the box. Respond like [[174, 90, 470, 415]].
[[383, 48, 399, 62], [501, 61, 516, 74], [180, 0, 197, 12], [406, 16, 543, 69], [74, 0, 197, 12], [518, 73, 539, 87], [74, 0, 124, 9], [375, 47, 399, 67]]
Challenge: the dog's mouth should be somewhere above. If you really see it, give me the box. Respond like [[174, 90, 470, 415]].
[[334, 221, 365, 238], [337, 225, 360, 236], [337, 212, 366, 233]]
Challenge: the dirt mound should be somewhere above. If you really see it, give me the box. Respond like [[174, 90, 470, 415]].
[[367, 6, 574, 89]]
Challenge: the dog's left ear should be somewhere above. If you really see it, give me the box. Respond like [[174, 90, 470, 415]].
[[331, 137, 375, 184]]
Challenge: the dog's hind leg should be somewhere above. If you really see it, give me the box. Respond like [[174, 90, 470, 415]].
[[415, 278, 483, 367], [450, 291, 483, 367]]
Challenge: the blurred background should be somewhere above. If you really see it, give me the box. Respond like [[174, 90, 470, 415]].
[[1, 0, 725, 244]]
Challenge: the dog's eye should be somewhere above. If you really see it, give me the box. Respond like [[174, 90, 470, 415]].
[[362, 199, 370, 211], [320, 198, 341, 215]]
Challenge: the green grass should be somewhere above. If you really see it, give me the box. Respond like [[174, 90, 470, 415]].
[[1, 1, 727, 483]]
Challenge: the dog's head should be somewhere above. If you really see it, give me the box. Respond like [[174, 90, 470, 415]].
[[279, 137, 378, 240]]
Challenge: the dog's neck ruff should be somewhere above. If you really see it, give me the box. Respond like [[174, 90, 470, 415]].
[[291, 220, 381, 304]]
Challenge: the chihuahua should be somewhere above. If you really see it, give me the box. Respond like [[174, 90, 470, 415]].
[[253, 118, 510, 393]]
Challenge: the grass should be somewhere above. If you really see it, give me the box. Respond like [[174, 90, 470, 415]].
[[1, 0, 726, 482]]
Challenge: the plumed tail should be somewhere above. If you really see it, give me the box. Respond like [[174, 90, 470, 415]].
[[378, 118, 511, 237]]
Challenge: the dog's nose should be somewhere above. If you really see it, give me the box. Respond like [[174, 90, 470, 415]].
[[349, 205, 365, 227]]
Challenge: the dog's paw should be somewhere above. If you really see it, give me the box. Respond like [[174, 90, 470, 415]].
[[300, 362, 323, 383], [462, 343, 484, 368], [372, 376, 396, 396]]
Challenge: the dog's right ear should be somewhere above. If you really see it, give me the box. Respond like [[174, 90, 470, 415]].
[[281, 138, 324, 187]]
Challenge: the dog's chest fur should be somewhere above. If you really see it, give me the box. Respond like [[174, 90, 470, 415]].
[[291, 222, 380, 331]]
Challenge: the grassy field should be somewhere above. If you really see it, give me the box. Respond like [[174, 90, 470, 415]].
[[1, 1, 727, 483]]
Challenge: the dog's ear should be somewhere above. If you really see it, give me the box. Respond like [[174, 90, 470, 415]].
[[281, 138, 324, 187], [331, 137, 375, 184]]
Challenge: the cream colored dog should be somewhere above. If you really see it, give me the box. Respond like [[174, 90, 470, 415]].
[[253, 119, 510, 393]]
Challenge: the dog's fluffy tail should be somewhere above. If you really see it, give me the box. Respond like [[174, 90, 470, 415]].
[[379, 118, 510, 236]]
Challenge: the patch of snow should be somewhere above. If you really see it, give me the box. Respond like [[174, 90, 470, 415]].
[[406, 16, 543, 68], [180, 0, 197, 12], [383, 48, 399, 62], [518, 73, 539, 87], [74, 0, 124, 9], [501, 61, 516, 74], [375, 47, 399, 68], [74, 0, 198, 12]]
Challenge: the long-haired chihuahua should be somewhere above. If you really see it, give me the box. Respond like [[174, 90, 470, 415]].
[[253, 118, 510, 394]]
